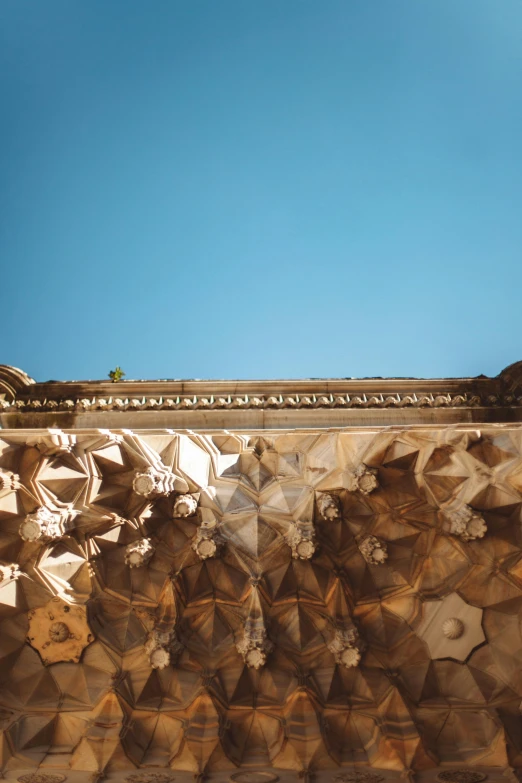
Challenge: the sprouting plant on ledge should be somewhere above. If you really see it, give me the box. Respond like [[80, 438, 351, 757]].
[[108, 367, 126, 382]]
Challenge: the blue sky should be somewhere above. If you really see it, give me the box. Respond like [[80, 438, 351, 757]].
[[1, 1, 521, 382]]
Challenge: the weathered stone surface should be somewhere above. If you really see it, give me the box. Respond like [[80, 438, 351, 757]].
[[0, 365, 521, 779]]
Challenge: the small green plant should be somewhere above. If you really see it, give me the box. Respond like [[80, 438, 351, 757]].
[[108, 366, 126, 382]]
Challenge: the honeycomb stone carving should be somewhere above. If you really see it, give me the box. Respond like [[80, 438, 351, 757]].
[[145, 629, 183, 670], [192, 510, 223, 560], [173, 493, 198, 518], [359, 535, 388, 565], [0, 468, 20, 492], [347, 464, 379, 494], [133, 467, 178, 498], [27, 598, 93, 664], [125, 538, 155, 568], [2, 375, 522, 778], [444, 504, 487, 541], [36, 428, 77, 454], [19, 505, 73, 542], [285, 519, 316, 560], [327, 627, 364, 669], [317, 492, 341, 521]]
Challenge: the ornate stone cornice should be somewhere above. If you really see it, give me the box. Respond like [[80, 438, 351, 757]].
[[1, 362, 522, 428]]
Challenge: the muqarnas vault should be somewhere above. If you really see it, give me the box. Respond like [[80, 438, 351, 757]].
[[1, 362, 522, 783]]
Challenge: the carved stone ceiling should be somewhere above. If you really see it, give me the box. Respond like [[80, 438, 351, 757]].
[[0, 425, 521, 783]]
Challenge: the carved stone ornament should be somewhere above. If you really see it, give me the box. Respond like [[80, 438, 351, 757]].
[[285, 519, 316, 560], [347, 464, 379, 494], [444, 504, 487, 541], [327, 627, 364, 668], [19, 505, 73, 542], [442, 617, 465, 639], [192, 510, 223, 560], [173, 492, 198, 518], [0, 468, 20, 492], [437, 772, 487, 783], [416, 591, 485, 661], [145, 629, 183, 670], [133, 467, 178, 498], [358, 535, 388, 565], [27, 598, 94, 664], [236, 586, 273, 669], [126, 775, 175, 783], [0, 562, 21, 582], [36, 428, 77, 454], [125, 537, 155, 568], [317, 492, 341, 521]]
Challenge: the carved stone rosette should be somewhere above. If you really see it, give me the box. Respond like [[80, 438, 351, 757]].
[[125, 538, 155, 568], [346, 464, 379, 495], [317, 493, 341, 521], [236, 586, 273, 669], [192, 511, 223, 560], [0, 468, 20, 492], [285, 520, 316, 560], [358, 535, 388, 565], [19, 505, 72, 542], [444, 504, 487, 541], [327, 627, 364, 669], [145, 629, 183, 670], [27, 598, 93, 664], [133, 467, 178, 498], [173, 493, 198, 518]]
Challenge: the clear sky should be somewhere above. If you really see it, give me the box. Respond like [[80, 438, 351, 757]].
[[1, 1, 521, 382]]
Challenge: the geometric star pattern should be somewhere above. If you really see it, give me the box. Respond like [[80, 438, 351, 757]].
[[0, 426, 521, 781]]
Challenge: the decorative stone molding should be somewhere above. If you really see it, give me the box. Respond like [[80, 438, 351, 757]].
[[347, 464, 379, 495], [173, 493, 198, 518], [19, 505, 74, 542], [125, 538, 155, 568], [358, 535, 388, 565], [0, 363, 35, 400], [236, 586, 273, 669], [18, 775, 66, 783], [317, 493, 341, 521], [285, 520, 316, 560], [327, 627, 364, 669], [0, 468, 20, 492], [133, 467, 178, 498], [444, 504, 487, 541], [144, 628, 183, 670], [192, 510, 223, 560], [1, 391, 498, 413], [27, 598, 94, 664]]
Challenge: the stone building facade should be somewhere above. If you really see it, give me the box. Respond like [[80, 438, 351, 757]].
[[1, 363, 522, 783]]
